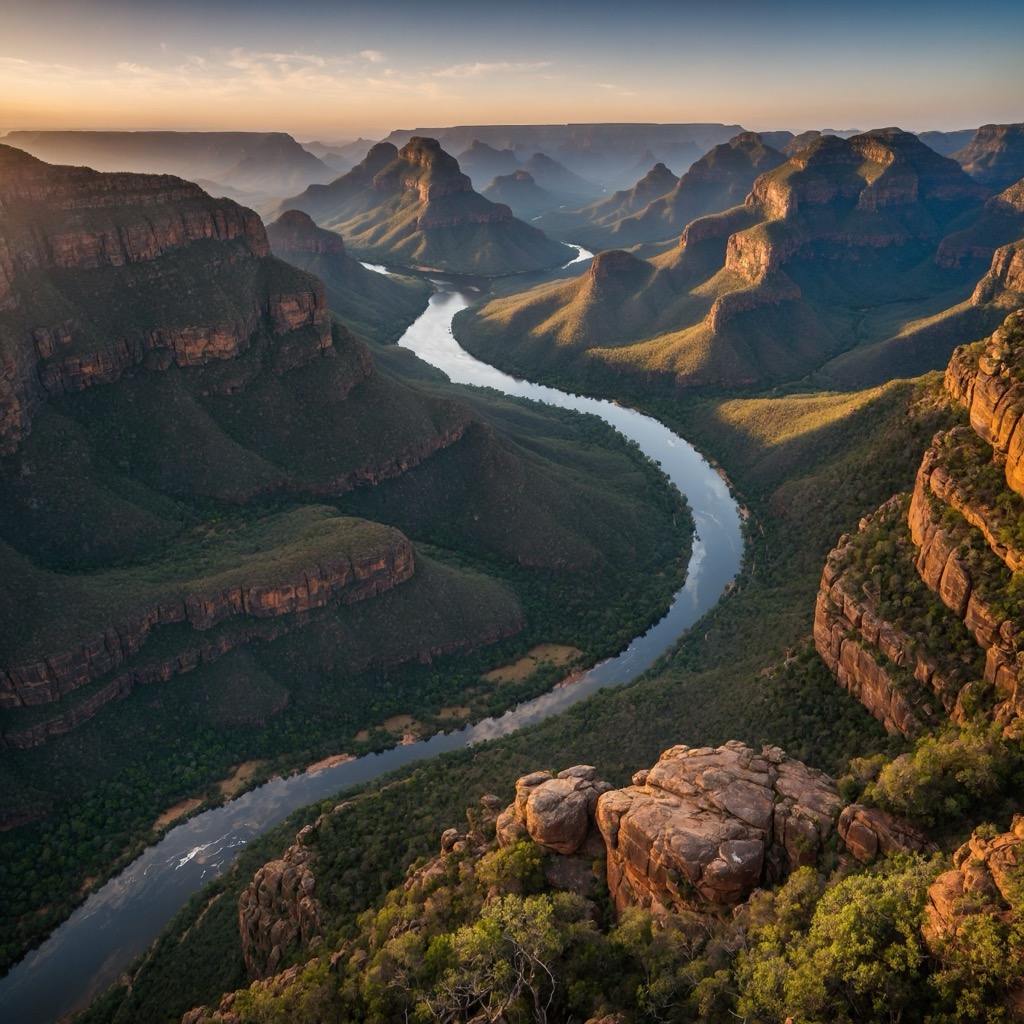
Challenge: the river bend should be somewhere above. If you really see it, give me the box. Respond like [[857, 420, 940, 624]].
[[0, 272, 743, 1023]]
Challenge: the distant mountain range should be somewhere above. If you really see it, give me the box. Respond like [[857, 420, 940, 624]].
[[270, 136, 575, 274], [456, 127, 1023, 390], [1, 130, 336, 204]]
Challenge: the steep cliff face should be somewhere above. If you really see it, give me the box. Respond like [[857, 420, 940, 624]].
[[971, 240, 1024, 308], [0, 144, 330, 456], [0, 526, 414, 710], [815, 310, 1024, 736]]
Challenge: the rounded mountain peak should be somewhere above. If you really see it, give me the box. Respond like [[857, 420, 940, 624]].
[[358, 142, 399, 174], [266, 209, 346, 255], [393, 136, 472, 198], [588, 248, 647, 280], [731, 131, 765, 147]]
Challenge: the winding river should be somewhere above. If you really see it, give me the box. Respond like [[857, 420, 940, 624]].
[[0, 266, 743, 1024]]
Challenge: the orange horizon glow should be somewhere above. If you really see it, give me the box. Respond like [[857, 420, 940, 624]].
[[2, 1, 1021, 142]]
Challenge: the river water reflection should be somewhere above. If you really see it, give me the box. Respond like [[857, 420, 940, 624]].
[[0, 270, 743, 1024]]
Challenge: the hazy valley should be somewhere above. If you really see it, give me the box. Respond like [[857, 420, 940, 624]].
[[3, 115, 1024, 1024]]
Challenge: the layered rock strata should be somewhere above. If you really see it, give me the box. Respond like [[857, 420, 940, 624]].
[[0, 144, 331, 455], [815, 310, 1024, 735], [274, 137, 572, 274], [0, 533, 414, 710]]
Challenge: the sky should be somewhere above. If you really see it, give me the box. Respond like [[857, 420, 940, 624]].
[[1, 0, 1022, 142]]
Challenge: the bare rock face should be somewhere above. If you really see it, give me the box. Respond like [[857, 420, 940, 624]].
[[496, 765, 613, 856], [945, 310, 1024, 495], [813, 503, 960, 738], [838, 803, 937, 863], [925, 811, 1019, 946], [238, 824, 324, 981], [0, 530, 415, 711], [596, 742, 842, 913], [815, 311, 1024, 740], [972, 241, 1024, 308]]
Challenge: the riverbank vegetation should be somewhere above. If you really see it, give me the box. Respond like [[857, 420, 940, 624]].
[[73, 361, 957, 1023], [0, 311, 691, 976]]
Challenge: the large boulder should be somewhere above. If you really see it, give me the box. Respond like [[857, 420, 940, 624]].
[[496, 765, 612, 855], [596, 741, 842, 913]]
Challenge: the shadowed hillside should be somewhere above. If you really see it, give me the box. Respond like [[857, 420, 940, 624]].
[[0, 145, 688, 972]]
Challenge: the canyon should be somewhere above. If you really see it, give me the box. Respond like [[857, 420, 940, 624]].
[[5, 119, 1024, 1023]]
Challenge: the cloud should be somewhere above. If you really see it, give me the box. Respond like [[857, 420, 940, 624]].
[[434, 60, 552, 79], [223, 49, 328, 73], [359, 50, 385, 63]]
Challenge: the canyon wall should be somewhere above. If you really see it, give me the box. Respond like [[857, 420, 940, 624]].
[[815, 310, 1024, 736]]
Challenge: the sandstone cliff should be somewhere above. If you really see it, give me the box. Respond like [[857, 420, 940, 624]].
[[596, 742, 842, 912], [0, 143, 331, 456], [0, 523, 415, 710], [239, 822, 325, 980], [952, 123, 1024, 189], [815, 310, 1024, 736]]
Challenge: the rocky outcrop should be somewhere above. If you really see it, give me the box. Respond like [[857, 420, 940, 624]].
[[909, 465, 1016, 661], [495, 746, 847, 916], [972, 241, 1024, 307], [925, 815, 1019, 942], [239, 823, 324, 981], [596, 742, 842, 913], [945, 311, 1024, 504], [923, 816, 1024, 1001], [752, 129, 985, 223], [274, 137, 572, 274], [918, 427, 1024, 572], [817, 311, 1024, 737], [838, 803, 936, 863], [377, 136, 475, 202], [495, 765, 613, 856], [812, 503, 971, 736], [0, 531, 415, 709]]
